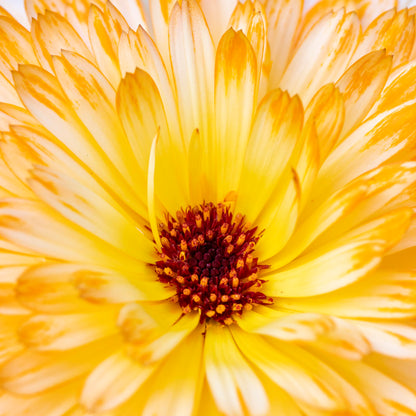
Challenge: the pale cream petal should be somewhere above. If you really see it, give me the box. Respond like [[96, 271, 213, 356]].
[[0, 16, 38, 82], [315, 101, 416, 202], [13, 64, 145, 216], [281, 9, 360, 103], [352, 320, 416, 359], [111, 0, 146, 30], [118, 27, 181, 143], [265, 208, 412, 297], [80, 349, 154, 413], [305, 83, 344, 161], [336, 50, 392, 138], [18, 310, 118, 351], [279, 270, 416, 320], [236, 305, 335, 341], [169, 0, 215, 147], [0, 382, 79, 416], [319, 354, 416, 415], [265, 0, 302, 88], [29, 166, 155, 262], [199, 0, 237, 45], [0, 198, 147, 273], [87, 4, 123, 88], [135, 329, 204, 416], [52, 51, 139, 189], [0, 337, 119, 394], [214, 28, 257, 200], [116, 68, 168, 174], [0, 315, 25, 365], [31, 11, 94, 72], [370, 58, 416, 116], [15, 263, 97, 313], [204, 324, 269, 416], [353, 9, 415, 68], [0, 72, 22, 105], [232, 327, 372, 414]]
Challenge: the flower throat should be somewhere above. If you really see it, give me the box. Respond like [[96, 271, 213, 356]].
[[155, 202, 273, 325]]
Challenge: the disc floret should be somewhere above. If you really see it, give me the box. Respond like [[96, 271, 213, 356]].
[[155, 203, 273, 325]]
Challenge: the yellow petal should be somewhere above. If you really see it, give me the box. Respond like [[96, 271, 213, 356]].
[[204, 324, 269, 416], [266, 208, 412, 297], [215, 28, 257, 200]]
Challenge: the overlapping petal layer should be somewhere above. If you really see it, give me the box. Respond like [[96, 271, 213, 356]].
[[0, 0, 415, 415]]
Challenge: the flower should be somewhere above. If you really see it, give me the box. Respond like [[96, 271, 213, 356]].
[[0, 0, 416, 414]]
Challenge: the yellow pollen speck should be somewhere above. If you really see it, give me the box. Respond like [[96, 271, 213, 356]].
[[231, 294, 241, 301], [223, 317, 234, 326], [210, 293, 217, 302], [164, 267, 174, 277], [161, 237, 170, 247], [180, 240, 188, 251], [232, 304, 243, 311], [176, 276, 185, 284], [183, 288, 191, 296], [191, 274, 199, 282], [200, 277, 209, 287], [216, 304, 226, 314], [206, 310, 215, 318], [221, 223, 229, 234], [232, 277, 239, 288], [221, 295, 229, 302], [182, 305, 192, 314], [236, 258, 244, 269], [195, 214, 202, 228], [192, 294, 201, 303], [226, 244, 234, 254], [236, 234, 246, 246], [219, 277, 228, 286]]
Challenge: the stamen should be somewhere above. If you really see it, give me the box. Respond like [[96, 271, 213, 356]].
[[155, 202, 273, 325]]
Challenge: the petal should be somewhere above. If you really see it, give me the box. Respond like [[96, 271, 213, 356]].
[[87, 4, 123, 88], [214, 28, 257, 200], [136, 329, 204, 416], [204, 324, 269, 416], [15, 263, 96, 314], [265, 208, 412, 297], [236, 90, 303, 222], [236, 305, 335, 341], [281, 9, 360, 103], [336, 50, 392, 138], [169, 0, 215, 144], [320, 354, 416, 415], [31, 11, 94, 72], [13, 64, 144, 216], [80, 350, 155, 412], [0, 198, 146, 273], [279, 270, 416, 320], [266, 0, 302, 88], [353, 9, 415, 68], [231, 327, 372, 414], [315, 100, 416, 200], [17, 310, 118, 351], [0, 337, 119, 394], [29, 166, 154, 262], [305, 83, 344, 160], [0, 16, 38, 82]]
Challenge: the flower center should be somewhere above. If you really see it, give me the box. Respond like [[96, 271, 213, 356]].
[[155, 202, 273, 325]]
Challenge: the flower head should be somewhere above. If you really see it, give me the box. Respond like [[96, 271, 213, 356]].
[[0, 0, 416, 414]]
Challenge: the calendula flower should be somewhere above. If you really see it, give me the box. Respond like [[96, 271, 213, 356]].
[[1, 0, 416, 414]]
